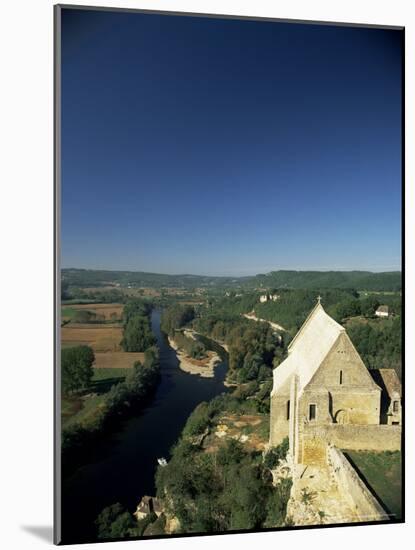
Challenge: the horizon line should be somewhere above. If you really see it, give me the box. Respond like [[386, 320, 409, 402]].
[[61, 266, 402, 278]]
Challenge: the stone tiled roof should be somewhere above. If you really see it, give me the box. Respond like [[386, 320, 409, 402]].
[[136, 495, 163, 516], [152, 498, 163, 514], [272, 302, 345, 395], [136, 496, 152, 514], [374, 368, 401, 397]]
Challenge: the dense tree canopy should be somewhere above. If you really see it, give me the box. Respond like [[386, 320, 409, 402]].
[[254, 288, 358, 331], [122, 299, 153, 324], [120, 314, 156, 352], [254, 270, 401, 292], [347, 316, 402, 378], [195, 288, 401, 384], [120, 299, 155, 351], [63, 287, 126, 304], [156, 402, 291, 533], [62, 345, 95, 393], [160, 304, 195, 336], [95, 503, 136, 539], [195, 314, 285, 383]]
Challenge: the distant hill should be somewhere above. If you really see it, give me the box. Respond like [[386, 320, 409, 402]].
[[61, 268, 401, 292], [253, 270, 402, 292], [61, 268, 244, 289]]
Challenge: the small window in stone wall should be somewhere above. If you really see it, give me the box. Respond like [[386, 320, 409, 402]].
[[393, 400, 399, 413], [309, 404, 316, 421], [286, 400, 290, 420], [339, 370, 343, 385]]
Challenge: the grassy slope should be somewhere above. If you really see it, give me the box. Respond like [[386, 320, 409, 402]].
[[346, 450, 402, 520]]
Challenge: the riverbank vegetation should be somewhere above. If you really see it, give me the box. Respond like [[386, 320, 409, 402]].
[[61, 299, 159, 424], [154, 391, 292, 534], [173, 331, 206, 359], [62, 346, 160, 476], [62, 345, 95, 393], [121, 299, 155, 351], [95, 503, 160, 540], [194, 313, 286, 384], [160, 304, 208, 359], [160, 304, 195, 336], [95, 387, 291, 539]]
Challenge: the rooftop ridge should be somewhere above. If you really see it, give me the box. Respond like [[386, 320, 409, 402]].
[[288, 300, 344, 353], [272, 300, 347, 395], [287, 301, 322, 352]]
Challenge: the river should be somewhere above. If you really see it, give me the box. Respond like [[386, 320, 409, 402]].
[[61, 309, 228, 544]]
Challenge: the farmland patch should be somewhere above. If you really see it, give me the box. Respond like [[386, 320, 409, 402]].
[[61, 324, 123, 352], [93, 351, 145, 369]]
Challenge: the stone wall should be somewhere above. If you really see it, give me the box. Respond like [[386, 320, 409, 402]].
[[306, 333, 381, 425], [298, 424, 401, 465], [329, 389, 381, 425], [320, 424, 401, 451], [328, 446, 389, 522], [270, 393, 290, 446]]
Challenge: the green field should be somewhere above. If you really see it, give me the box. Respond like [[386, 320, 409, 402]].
[[92, 367, 130, 381], [62, 369, 129, 428], [61, 394, 83, 421], [62, 307, 76, 318], [346, 450, 402, 520], [63, 392, 108, 429], [61, 340, 85, 349], [91, 367, 130, 392]]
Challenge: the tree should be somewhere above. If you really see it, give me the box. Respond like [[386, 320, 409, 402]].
[[121, 314, 156, 352], [221, 461, 270, 530], [61, 345, 94, 393], [360, 296, 380, 317], [123, 299, 152, 324], [238, 353, 264, 382], [160, 304, 195, 336], [332, 298, 361, 321], [216, 439, 245, 467], [156, 433, 280, 533], [95, 503, 136, 539], [347, 316, 402, 378]]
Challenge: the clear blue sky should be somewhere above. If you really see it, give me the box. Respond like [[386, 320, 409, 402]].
[[61, 8, 402, 276]]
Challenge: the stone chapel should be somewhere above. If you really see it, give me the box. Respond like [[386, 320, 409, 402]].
[[269, 299, 401, 466]]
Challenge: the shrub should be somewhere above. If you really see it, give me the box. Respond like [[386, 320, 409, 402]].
[[264, 437, 289, 469]]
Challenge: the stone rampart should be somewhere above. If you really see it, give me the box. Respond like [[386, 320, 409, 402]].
[[328, 446, 389, 522], [303, 424, 400, 453]]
